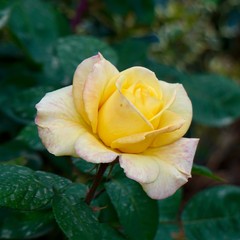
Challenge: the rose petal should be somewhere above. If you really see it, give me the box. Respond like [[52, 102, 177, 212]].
[[152, 83, 193, 146], [75, 133, 119, 163], [35, 86, 85, 156], [111, 117, 185, 153], [82, 54, 119, 133], [98, 89, 153, 147], [72, 54, 100, 124], [119, 154, 160, 183], [73, 53, 118, 131], [120, 138, 199, 199], [117, 67, 162, 97], [149, 86, 176, 129], [117, 67, 163, 121]]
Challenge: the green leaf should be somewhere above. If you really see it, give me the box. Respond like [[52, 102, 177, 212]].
[[0, 7, 10, 29], [101, 224, 126, 240], [72, 157, 97, 175], [182, 185, 240, 240], [181, 74, 240, 126], [8, 0, 59, 63], [105, 177, 158, 240], [0, 140, 28, 162], [52, 184, 102, 240], [146, 60, 184, 83], [0, 165, 71, 210], [57, 35, 118, 78], [113, 38, 149, 70], [155, 190, 182, 240], [158, 189, 182, 222], [0, 208, 54, 239], [192, 164, 224, 181], [16, 123, 44, 151], [0, 139, 43, 169], [72, 158, 122, 178], [94, 191, 119, 224], [4, 86, 54, 124]]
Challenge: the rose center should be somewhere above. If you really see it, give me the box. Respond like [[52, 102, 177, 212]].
[[122, 82, 163, 120]]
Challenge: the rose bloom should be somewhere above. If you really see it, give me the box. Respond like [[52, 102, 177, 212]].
[[35, 53, 198, 199]]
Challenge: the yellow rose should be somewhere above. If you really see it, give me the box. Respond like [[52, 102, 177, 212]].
[[35, 53, 198, 199]]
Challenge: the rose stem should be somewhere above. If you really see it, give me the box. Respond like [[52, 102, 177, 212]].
[[85, 163, 109, 205]]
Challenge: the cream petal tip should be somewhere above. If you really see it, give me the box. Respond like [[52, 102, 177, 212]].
[[74, 134, 119, 164], [119, 154, 160, 184]]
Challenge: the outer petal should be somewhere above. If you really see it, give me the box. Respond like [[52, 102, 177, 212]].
[[73, 53, 119, 131], [152, 83, 192, 147], [120, 138, 199, 199], [36, 85, 118, 163], [111, 117, 185, 153], [75, 133, 119, 164], [119, 154, 160, 183], [72, 54, 100, 124], [35, 86, 85, 156]]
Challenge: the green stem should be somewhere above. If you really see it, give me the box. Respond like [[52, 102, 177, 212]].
[[85, 163, 109, 205]]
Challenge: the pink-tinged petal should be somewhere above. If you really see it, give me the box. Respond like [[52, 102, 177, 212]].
[[72, 54, 101, 124], [35, 86, 85, 156], [142, 163, 188, 200], [120, 138, 199, 199], [75, 133, 119, 163], [111, 118, 184, 153], [152, 83, 193, 147], [36, 85, 118, 162], [119, 154, 160, 183], [73, 53, 119, 132]]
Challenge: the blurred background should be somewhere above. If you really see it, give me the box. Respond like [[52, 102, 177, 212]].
[[0, 0, 240, 239]]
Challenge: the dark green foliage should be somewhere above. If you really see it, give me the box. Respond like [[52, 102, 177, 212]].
[[182, 186, 240, 240], [52, 184, 102, 240], [192, 164, 224, 181], [57, 35, 118, 79], [181, 74, 240, 126], [0, 165, 71, 210], [105, 177, 159, 240], [0, 208, 54, 239], [155, 190, 182, 240], [4, 86, 54, 124], [7, 0, 59, 63]]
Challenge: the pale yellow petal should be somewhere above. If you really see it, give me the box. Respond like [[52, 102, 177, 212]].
[[149, 85, 176, 129], [141, 138, 199, 199], [142, 162, 188, 199], [119, 138, 198, 199], [75, 133, 119, 163], [152, 83, 192, 146], [111, 118, 184, 153], [117, 67, 163, 121], [82, 53, 119, 133], [72, 54, 101, 124], [119, 154, 160, 183], [98, 90, 153, 147], [118, 67, 162, 96], [35, 86, 85, 156]]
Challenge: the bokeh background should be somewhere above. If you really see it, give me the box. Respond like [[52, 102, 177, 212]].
[[0, 0, 240, 239]]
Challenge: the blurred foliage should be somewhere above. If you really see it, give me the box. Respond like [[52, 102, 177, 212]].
[[0, 0, 240, 239]]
